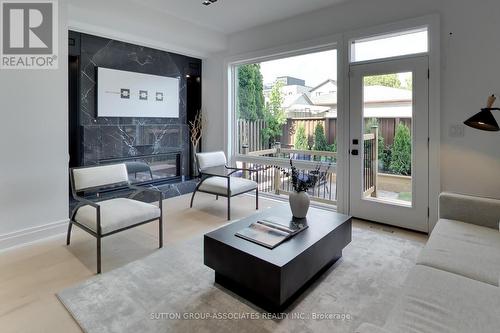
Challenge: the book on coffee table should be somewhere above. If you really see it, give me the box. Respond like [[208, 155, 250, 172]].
[[235, 216, 308, 249]]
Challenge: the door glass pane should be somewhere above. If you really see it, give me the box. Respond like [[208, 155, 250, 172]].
[[362, 72, 412, 206], [351, 28, 428, 63]]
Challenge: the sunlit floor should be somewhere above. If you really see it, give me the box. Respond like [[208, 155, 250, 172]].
[[0, 193, 426, 333]]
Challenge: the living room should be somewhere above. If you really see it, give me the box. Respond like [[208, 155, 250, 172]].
[[1, 0, 500, 332]]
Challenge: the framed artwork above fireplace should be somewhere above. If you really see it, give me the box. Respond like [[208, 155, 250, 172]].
[[97, 67, 180, 118]]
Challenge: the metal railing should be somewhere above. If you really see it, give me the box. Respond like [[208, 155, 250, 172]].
[[234, 148, 337, 204], [363, 127, 378, 197]]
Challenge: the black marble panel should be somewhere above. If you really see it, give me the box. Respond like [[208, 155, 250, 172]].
[[72, 31, 201, 180]]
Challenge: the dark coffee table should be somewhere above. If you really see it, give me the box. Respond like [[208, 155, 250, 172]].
[[204, 204, 352, 312]]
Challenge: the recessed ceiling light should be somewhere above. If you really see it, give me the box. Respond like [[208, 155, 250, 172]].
[[203, 0, 218, 6]]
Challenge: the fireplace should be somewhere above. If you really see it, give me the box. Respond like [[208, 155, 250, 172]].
[[99, 151, 181, 185], [68, 31, 202, 188]]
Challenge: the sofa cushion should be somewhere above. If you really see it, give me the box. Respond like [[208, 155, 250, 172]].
[[199, 176, 257, 196], [417, 219, 500, 285], [75, 198, 161, 234], [383, 265, 500, 333], [439, 192, 500, 229]]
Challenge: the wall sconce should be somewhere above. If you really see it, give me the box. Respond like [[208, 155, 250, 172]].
[[464, 95, 500, 131]]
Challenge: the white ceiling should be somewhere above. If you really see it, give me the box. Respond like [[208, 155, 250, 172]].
[[127, 0, 348, 34]]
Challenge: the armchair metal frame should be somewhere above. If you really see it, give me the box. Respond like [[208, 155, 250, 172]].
[[189, 162, 259, 220], [68, 166, 163, 274]]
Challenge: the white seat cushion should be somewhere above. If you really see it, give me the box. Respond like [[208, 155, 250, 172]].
[[383, 265, 500, 333], [75, 198, 161, 234], [198, 176, 257, 196], [417, 219, 500, 285], [196, 151, 226, 170]]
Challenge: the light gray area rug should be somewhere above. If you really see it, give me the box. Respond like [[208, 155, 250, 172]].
[[58, 226, 424, 333]]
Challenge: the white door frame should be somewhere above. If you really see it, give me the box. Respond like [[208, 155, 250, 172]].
[[343, 14, 440, 230], [349, 56, 429, 232]]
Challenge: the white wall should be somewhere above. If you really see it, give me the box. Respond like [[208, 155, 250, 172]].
[[0, 0, 227, 250], [203, 0, 500, 201], [67, 0, 227, 58], [0, 0, 69, 249]]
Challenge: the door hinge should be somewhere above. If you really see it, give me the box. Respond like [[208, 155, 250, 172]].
[[427, 69, 430, 79], [427, 207, 430, 217], [427, 137, 430, 148]]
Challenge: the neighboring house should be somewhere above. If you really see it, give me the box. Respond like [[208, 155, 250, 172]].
[[309, 79, 338, 117], [265, 75, 411, 120], [363, 85, 412, 119], [276, 76, 306, 86]]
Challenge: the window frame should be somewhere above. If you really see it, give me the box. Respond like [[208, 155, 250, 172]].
[[349, 26, 429, 64]]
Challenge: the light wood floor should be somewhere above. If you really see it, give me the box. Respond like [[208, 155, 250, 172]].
[[0, 193, 427, 333]]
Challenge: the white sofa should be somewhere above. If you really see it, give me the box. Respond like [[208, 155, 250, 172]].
[[357, 192, 500, 333]]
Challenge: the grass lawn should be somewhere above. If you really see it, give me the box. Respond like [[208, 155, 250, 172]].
[[397, 192, 412, 202]]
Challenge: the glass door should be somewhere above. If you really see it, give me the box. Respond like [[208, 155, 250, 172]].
[[349, 56, 429, 232]]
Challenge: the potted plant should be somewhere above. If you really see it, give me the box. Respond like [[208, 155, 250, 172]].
[[277, 160, 330, 218]]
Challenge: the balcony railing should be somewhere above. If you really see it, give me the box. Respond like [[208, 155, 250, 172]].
[[234, 148, 337, 205]]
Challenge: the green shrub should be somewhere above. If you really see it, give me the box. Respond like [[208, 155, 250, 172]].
[[389, 123, 412, 175], [294, 125, 308, 150], [313, 123, 328, 151], [381, 145, 392, 171]]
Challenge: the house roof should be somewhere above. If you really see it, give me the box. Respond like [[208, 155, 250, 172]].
[[309, 79, 337, 92], [364, 85, 412, 103], [282, 93, 313, 108]]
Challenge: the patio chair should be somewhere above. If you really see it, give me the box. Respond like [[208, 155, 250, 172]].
[[190, 151, 258, 220], [67, 163, 163, 274]]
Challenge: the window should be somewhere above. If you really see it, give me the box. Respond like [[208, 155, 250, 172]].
[[350, 28, 428, 63], [234, 49, 337, 153]]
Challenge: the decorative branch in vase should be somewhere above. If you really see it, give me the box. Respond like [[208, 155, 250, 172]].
[[276, 159, 331, 218], [189, 110, 205, 177]]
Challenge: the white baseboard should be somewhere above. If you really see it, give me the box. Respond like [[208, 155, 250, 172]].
[[0, 219, 69, 252]]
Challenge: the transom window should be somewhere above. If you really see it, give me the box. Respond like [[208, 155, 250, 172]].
[[350, 27, 428, 63]]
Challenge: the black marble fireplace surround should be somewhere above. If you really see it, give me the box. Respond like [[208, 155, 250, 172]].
[[68, 31, 202, 185]]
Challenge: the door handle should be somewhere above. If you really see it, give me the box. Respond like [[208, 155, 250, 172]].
[[351, 149, 359, 156]]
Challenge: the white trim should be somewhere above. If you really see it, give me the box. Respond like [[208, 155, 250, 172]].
[[0, 219, 69, 252], [344, 14, 440, 231]]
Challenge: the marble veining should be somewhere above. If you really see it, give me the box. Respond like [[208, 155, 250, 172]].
[[75, 32, 201, 179]]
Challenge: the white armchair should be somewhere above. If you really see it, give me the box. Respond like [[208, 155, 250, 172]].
[[190, 151, 259, 220], [68, 163, 163, 273]]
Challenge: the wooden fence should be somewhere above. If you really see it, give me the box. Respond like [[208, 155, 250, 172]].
[[237, 117, 410, 153], [281, 118, 337, 148], [373, 118, 411, 146], [237, 119, 267, 153]]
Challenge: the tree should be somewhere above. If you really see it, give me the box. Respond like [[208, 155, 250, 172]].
[[294, 124, 308, 150], [313, 123, 328, 151], [364, 74, 402, 88], [237, 64, 265, 121], [262, 81, 286, 145], [389, 123, 412, 175]]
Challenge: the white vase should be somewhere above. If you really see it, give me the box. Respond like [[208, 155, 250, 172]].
[[289, 191, 310, 219]]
